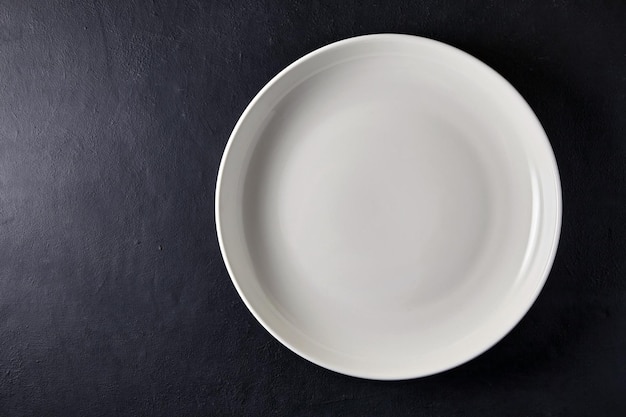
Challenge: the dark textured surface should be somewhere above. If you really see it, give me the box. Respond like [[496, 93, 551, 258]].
[[0, 0, 625, 415]]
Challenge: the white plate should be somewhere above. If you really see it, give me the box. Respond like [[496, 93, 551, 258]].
[[216, 34, 561, 380]]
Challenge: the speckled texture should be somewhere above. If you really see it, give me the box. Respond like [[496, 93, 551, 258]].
[[0, 0, 625, 416]]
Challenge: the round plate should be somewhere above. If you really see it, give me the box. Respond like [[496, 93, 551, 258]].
[[216, 34, 561, 380]]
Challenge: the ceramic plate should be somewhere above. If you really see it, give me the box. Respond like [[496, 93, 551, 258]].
[[216, 34, 561, 380]]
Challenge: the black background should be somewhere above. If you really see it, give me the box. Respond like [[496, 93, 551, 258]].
[[1, 1, 625, 416]]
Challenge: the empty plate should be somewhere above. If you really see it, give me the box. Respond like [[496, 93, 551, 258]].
[[216, 34, 561, 380]]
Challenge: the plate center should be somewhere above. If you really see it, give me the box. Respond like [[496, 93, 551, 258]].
[[253, 101, 492, 309]]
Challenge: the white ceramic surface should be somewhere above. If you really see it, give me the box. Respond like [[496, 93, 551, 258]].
[[216, 34, 561, 380]]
